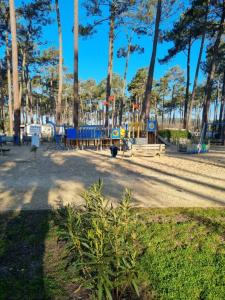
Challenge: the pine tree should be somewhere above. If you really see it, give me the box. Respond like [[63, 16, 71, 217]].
[[9, 0, 20, 140], [159, 0, 210, 129], [81, 0, 141, 127], [0, 1, 13, 134], [202, 1, 225, 132], [141, 0, 181, 125], [73, 0, 79, 128], [55, 0, 63, 125], [117, 38, 144, 126]]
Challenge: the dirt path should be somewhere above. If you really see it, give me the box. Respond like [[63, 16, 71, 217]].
[[0, 145, 225, 211]]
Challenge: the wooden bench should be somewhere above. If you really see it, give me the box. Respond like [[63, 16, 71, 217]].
[[131, 144, 166, 157]]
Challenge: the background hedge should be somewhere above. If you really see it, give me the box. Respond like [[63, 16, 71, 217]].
[[159, 129, 191, 141]]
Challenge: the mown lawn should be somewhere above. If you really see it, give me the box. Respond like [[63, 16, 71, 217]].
[[139, 209, 225, 300], [0, 208, 224, 299]]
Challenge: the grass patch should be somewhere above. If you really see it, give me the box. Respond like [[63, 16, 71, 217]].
[[0, 208, 224, 299], [140, 208, 225, 300], [0, 211, 76, 300]]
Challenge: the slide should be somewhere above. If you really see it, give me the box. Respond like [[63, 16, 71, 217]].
[[157, 135, 171, 146]]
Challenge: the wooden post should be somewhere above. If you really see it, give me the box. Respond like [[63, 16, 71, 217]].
[[137, 124, 140, 138]]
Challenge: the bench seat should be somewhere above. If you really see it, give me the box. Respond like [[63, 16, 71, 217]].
[[131, 144, 166, 157]]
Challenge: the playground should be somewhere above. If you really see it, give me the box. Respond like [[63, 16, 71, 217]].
[[0, 144, 225, 211]]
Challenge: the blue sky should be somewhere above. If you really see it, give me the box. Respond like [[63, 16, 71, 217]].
[[13, 0, 206, 87]]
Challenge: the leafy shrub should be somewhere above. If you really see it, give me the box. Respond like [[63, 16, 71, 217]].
[[159, 129, 191, 142], [58, 181, 146, 300]]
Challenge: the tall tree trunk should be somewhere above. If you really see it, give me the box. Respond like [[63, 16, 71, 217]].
[[73, 0, 79, 128], [19, 83, 23, 124], [119, 35, 132, 126], [0, 62, 5, 133], [183, 33, 191, 129], [24, 21, 33, 124], [21, 50, 29, 124], [172, 110, 175, 125], [27, 77, 34, 123], [105, 5, 115, 128], [9, 0, 20, 140], [21, 50, 26, 122], [55, 0, 63, 125], [161, 95, 165, 129], [194, 106, 197, 128], [180, 98, 183, 126], [5, 31, 13, 135], [214, 80, 220, 122], [202, 4, 225, 130], [142, 0, 162, 122], [155, 97, 158, 124], [169, 85, 175, 124], [1, 110, 5, 133], [219, 71, 225, 139], [187, 2, 208, 129], [23, 57, 34, 124]]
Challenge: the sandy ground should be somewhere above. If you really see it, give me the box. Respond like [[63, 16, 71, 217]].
[[0, 144, 225, 211]]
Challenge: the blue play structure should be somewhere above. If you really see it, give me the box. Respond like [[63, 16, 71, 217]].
[[66, 126, 106, 141], [46, 121, 106, 142], [148, 120, 157, 132], [46, 122, 128, 150]]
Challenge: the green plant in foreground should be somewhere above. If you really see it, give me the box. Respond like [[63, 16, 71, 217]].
[[58, 180, 146, 300]]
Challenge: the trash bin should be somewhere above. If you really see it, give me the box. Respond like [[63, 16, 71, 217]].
[[110, 145, 118, 158]]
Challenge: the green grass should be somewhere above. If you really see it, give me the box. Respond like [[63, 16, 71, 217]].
[[0, 208, 224, 299], [139, 208, 225, 300], [0, 211, 75, 300]]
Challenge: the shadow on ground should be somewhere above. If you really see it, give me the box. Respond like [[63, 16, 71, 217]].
[[0, 144, 225, 298], [0, 145, 127, 298], [0, 211, 50, 298]]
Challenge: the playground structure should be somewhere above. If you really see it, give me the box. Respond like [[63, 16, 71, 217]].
[[61, 120, 160, 150], [202, 121, 225, 145], [65, 126, 109, 150], [175, 121, 225, 154], [178, 141, 210, 154], [174, 121, 225, 154], [2, 121, 222, 156], [0, 119, 167, 157], [3, 118, 224, 156]]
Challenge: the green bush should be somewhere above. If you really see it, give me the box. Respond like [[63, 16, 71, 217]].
[[159, 129, 191, 141], [58, 181, 146, 300]]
